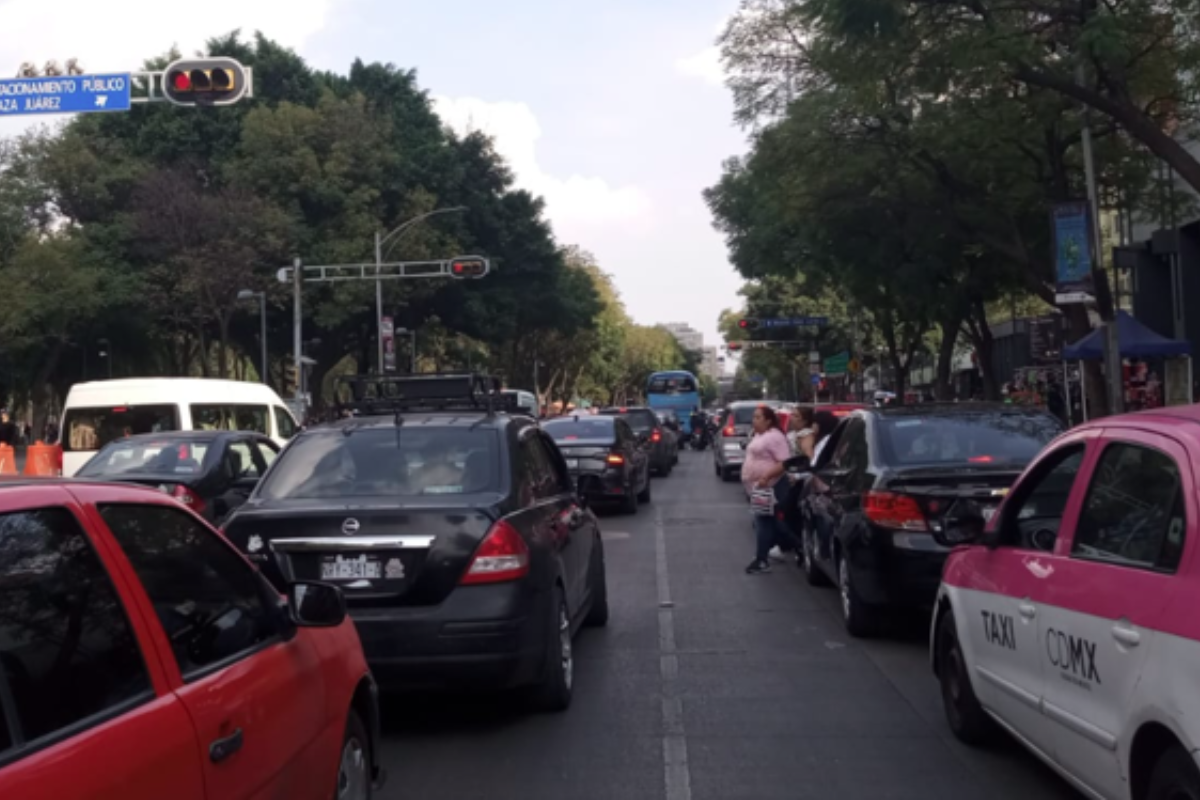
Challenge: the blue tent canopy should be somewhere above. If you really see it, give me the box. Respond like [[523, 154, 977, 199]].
[[1063, 310, 1192, 360]]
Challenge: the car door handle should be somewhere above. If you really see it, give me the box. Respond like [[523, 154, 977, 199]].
[[1112, 623, 1141, 648], [1018, 602, 1036, 620], [209, 728, 244, 763]]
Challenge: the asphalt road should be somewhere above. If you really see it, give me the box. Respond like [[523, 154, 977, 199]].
[[375, 451, 1083, 800]]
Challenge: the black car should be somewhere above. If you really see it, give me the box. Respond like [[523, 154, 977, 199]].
[[597, 406, 674, 475], [796, 403, 1063, 637], [542, 415, 652, 514], [75, 430, 279, 525], [220, 374, 608, 712]]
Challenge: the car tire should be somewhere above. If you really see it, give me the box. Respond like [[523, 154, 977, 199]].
[[529, 588, 573, 712], [584, 538, 609, 628], [1148, 745, 1200, 800], [721, 468, 736, 483], [637, 474, 652, 503], [837, 553, 878, 638], [334, 710, 373, 800], [936, 612, 996, 746], [801, 527, 829, 587]]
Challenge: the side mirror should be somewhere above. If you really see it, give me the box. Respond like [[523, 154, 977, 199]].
[[935, 500, 986, 547], [288, 581, 346, 627]]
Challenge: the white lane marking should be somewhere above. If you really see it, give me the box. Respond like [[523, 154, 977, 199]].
[[655, 505, 691, 800], [601, 530, 631, 541]]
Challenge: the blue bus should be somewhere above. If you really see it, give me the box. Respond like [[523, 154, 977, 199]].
[[646, 371, 700, 434]]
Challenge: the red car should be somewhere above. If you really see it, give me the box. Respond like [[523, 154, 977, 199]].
[[0, 479, 383, 800]]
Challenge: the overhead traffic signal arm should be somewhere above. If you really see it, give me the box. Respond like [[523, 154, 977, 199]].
[[163, 57, 251, 107]]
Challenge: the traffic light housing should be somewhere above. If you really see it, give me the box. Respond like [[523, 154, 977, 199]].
[[163, 57, 251, 107], [738, 318, 759, 330], [726, 342, 743, 352], [449, 256, 490, 279]]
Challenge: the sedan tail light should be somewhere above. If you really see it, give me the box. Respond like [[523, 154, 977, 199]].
[[651, 429, 662, 443], [606, 453, 626, 466], [863, 491, 929, 532], [723, 425, 736, 437], [172, 484, 207, 516], [461, 520, 530, 585]]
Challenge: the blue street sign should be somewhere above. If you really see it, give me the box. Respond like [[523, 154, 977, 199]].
[[811, 374, 822, 386], [0, 73, 132, 117], [761, 316, 828, 329]]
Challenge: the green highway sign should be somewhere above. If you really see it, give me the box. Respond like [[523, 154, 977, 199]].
[[823, 351, 850, 375]]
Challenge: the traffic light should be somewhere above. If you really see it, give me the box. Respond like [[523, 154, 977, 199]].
[[163, 57, 251, 107], [726, 342, 743, 352], [738, 318, 759, 330], [449, 255, 490, 279]]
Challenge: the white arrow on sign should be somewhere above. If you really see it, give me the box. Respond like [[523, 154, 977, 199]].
[[95, 95, 108, 107]]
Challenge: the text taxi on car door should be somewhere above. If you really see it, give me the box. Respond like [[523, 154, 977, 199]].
[[0, 479, 383, 800], [929, 405, 1200, 800]]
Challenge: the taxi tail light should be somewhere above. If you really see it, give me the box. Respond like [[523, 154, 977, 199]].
[[723, 425, 736, 437], [651, 429, 662, 443], [172, 484, 207, 516], [606, 453, 626, 466], [461, 520, 530, 585], [863, 491, 929, 532]]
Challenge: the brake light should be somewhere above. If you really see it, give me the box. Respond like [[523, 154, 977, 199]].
[[863, 491, 928, 532], [723, 425, 736, 437], [461, 520, 530, 585], [968, 455, 994, 463], [171, 484, 207, 516], [651, 429, 662, 443], [606, 453, 626, 465]]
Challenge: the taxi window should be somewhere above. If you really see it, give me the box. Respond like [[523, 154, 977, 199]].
[[1000, 445, 1085, 551], [1072, 443, 1186, 572]]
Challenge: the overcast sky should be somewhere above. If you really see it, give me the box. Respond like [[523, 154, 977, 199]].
[[0, 0, 746, 349]]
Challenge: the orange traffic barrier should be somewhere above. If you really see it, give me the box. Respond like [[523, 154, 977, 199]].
[[0, 444, 15, 475], [23, 441, 61, 477]]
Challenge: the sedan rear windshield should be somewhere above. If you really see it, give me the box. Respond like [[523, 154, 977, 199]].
[[63, 405, 180, 452], [732, 407, 757, 425], [880, 413, 1062, 467], [599, 409, 658, 433], [258, 428, 500, 499], [77, 438, 213, 478], [543, 418, 615, 443]]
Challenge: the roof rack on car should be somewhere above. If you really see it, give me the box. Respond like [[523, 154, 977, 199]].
[[333, 373, 520, 418]]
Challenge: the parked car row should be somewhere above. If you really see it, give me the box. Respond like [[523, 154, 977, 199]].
[[766, 399, 1200, 800]]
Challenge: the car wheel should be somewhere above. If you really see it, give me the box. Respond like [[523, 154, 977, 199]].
[[936, 612, 997, 745], [637, 474, 652, 503], [529, 588, 574, 712], [801, 527, 829, 587], [1148, 745, 1200, 800], [584, 538, 609, 628], [721, 468, 736, 483], [837, 554, 878, 638], [334, 710, 372, 800]]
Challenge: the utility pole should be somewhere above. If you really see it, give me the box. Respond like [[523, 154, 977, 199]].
[[292, 257, 302, 409], [1077, 65, 1124, 415], [374, 231, 384, 375]]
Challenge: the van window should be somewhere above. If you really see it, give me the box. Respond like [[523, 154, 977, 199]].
[[62, 405, 180, 452], [273, 407, 297, 440], [190, 405, 269, 435]]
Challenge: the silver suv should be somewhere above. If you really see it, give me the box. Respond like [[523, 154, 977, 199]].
[[712, 400, 787, 482]]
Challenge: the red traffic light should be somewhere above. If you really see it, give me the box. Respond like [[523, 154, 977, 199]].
[[738, 318, 759, 330], [449, 256, 490, 279], [163, 58, 250, 107], [726, 342, 743, 351], [171, 71, 192, 91]]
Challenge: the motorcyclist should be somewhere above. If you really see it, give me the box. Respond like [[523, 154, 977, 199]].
[[689, 408, 708, 450]]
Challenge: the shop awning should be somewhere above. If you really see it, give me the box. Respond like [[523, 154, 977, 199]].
[[1063, 311, 1192, 360]]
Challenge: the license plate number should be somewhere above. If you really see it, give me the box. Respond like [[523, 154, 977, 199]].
[[321, 555, 381, 580], [565, 459, 578, 469]]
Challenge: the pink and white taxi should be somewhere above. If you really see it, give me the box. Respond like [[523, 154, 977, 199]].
[[930, 405, 1200, 800]]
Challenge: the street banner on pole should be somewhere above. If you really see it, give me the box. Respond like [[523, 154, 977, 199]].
[[381, 316, 396, 372], [1052, 201, 1095, 304]]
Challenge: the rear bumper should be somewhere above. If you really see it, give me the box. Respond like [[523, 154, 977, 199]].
[[847, 533, 947, 609], [350, 581, 549, 691], [574, 468, 632, 502]]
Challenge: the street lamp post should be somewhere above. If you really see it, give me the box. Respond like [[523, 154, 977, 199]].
[[97, 338, 113, 379], [238, 289, 268, 385], [374, 207, 467, 374]]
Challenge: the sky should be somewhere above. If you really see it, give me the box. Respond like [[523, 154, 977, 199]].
[[0, 0, 747, 349]]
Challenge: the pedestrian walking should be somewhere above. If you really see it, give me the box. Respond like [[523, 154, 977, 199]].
[[743, 405, 792, 575], [788, 407, 817, 459]]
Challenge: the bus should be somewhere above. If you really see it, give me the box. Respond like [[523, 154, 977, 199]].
[[646, 371, 700, 434]]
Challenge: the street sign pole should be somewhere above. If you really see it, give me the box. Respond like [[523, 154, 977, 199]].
[[292, 257, 302, 412]]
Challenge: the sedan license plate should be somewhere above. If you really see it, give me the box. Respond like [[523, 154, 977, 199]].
[[565, 458, 579, 469], [321, 555, 382, 581]]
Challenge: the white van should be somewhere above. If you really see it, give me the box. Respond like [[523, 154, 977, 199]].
[[501, 389, 537, 417], [60, 378, 300, 477]]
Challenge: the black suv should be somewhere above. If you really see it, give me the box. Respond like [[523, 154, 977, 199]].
[[221, 374, 608, 711]]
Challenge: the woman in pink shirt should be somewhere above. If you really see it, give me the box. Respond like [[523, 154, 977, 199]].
[[742, 406, 792, 574]]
